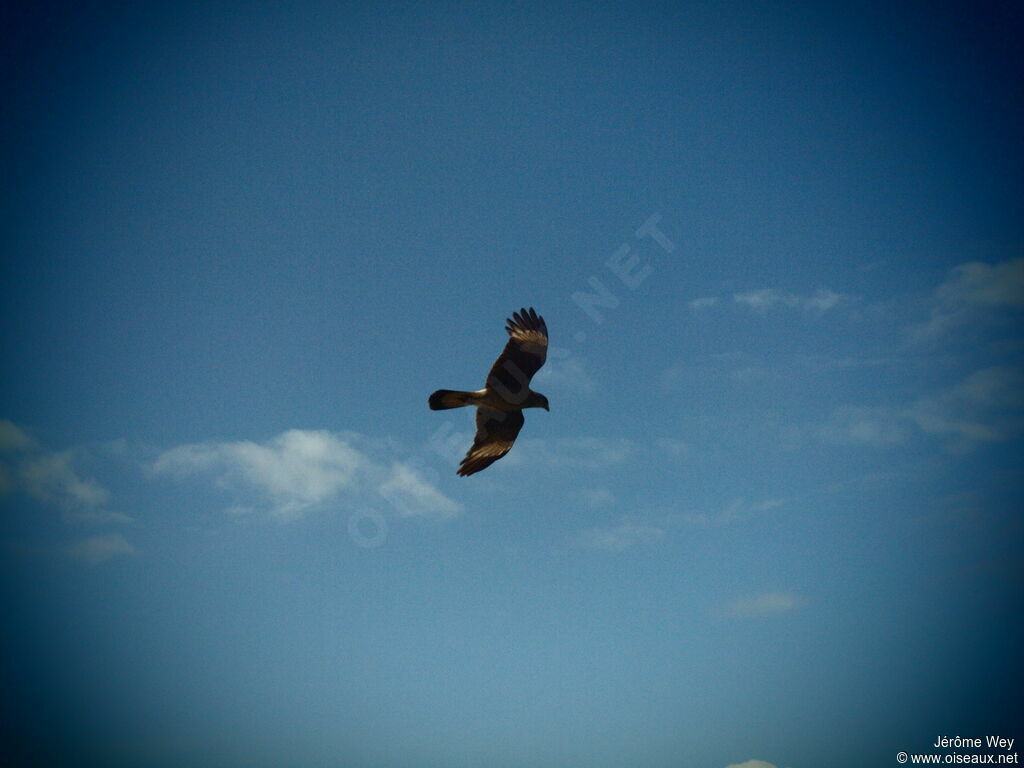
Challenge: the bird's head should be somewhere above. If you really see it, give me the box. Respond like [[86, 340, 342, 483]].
[[528, 392, 550, 411]]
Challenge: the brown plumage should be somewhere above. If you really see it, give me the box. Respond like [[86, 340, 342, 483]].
[[429, 308, 550, 476]]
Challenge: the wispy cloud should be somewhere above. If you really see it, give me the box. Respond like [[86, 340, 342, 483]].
[[809, 366, 1024, 453], [0, 420, 112, 511], [62, 510, 135, 526], [504, 436, 634, 471], [2, 420, 136, 560], [660, 350, 894, 395], [906, 366, 1024, 452], [734, 288, 794, 311], [676, 497, 785, 527], [578, 520, 664, 551], [725, 761, 784, 768], [533, 353, 597, 396], [654, 438, 691, 459], [815, 405, 909, 448], [0, 420, 36, 453], [19, 452, 111, 509], [378, 462, 461, 519], [681, 287, 850, 315], [66, 533, 136, 565], [153, 429, 461, 521], [937, 257, 1024, 307], [733, 288, 848, 313], [720, 591, 802, 619], [791, 353, 895, 373], [658, 351, 777, 390], [688, 296, 720, 311], [912, 257, 1024, 341]]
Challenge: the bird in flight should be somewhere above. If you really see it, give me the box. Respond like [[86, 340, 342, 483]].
[[429, 307, 549, 476]]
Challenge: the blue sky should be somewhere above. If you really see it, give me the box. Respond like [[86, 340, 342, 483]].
[[1, 2, 1022, 766]]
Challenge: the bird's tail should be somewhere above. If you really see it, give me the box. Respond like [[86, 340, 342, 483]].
[[429, 389, 476, 410]]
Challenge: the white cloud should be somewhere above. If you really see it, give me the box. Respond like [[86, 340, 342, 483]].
[[792, 353, 894, 373], [810, 367, 1024, 454], [541, 437, 632, 469], [816, 406, 909, 448], [676, 497, 785, 527], [655, 438, 691, 458], [428, 395, 611, 477], [62, 510, 135, 526], [19, 452, 111, 509], [906, 366, 1024, 452], [664, 351, 894, 396], [806, 288, 844, 311], [534, 354, 597, 396], [938, 257, 1024, 307], [721, 591, 801, 619], [1, 421, 112, 511], [578, 521, 664, 551], [154, 429, 365, 520], [725, 761, 782, 768], [154, 429, 461, 521], [67, 533, 135, 565], [499, 436, 633, 472], [752, 498, 786, 513], [378, 462, 461, 519], [733, 287, 849, 313], [0, 420, 37, 453], [734, 288, 793, 311], [425, 421, 476, 467], [955, 365, 1024, 407], [913, 257, 1024, 340], [688, 296, 719, 310]]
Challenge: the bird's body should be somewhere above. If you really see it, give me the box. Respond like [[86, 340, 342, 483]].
[[429, 387, 548, 413], [429, 307, 549, 476]]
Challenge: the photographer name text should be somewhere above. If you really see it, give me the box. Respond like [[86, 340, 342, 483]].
[[935, 737, 1015, 751]]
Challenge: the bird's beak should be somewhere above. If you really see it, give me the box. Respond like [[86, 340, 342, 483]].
[[544, 404, 550, 411]]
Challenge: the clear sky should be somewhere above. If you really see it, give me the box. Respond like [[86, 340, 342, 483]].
[[2, 2, 1022, 766]]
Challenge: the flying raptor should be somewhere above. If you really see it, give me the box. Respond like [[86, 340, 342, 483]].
[[429, 307, 549, 476]]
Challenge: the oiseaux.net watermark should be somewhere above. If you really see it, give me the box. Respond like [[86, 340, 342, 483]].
[[896, 734, 1018, 764]]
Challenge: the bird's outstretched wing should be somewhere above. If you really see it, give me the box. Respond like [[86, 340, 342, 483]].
[[485, 307, 548, 404], [457, 407, 525, 476]]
